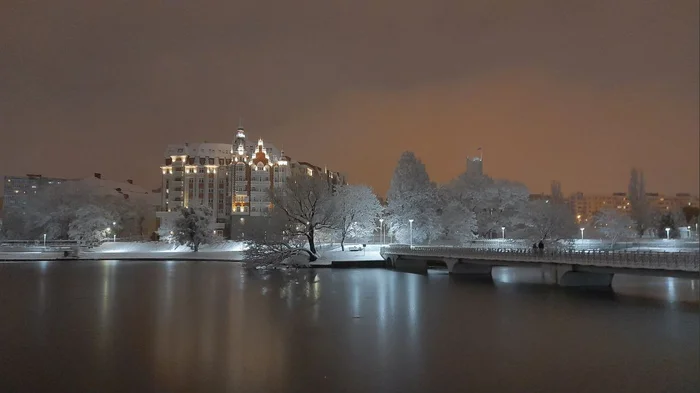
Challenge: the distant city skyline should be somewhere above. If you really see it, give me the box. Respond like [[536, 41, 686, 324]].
[[1, 153, 698, 199], [1, 1, 698, 197]]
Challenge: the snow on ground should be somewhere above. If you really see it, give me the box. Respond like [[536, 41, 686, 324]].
[[2, 239, 696, 263], [90, 241, 245, 253], [0, 241, 245, 262], [310, 244, 384, 266]]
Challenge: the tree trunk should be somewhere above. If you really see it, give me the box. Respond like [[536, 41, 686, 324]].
[[300, 248, 318, 262], [193, 242, 199, 252], [340, 230, 346, 251], [307, 228, 316, 254]]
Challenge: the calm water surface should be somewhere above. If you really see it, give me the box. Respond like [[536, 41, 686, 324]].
[[0, 260, 697, 393]]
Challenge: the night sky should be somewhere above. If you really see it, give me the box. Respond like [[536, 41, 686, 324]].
[[1, 0, 698, 196]]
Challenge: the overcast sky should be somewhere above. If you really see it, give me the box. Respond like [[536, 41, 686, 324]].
[[1, 0, 698, 196]]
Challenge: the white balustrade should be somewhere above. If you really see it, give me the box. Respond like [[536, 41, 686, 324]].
[[380, 246, 700, 272]]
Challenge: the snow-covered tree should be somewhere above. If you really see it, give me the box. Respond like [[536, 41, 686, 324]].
[[68, 204, 117, 245], [628, 168, 652, 237], [113, 196, 152, 239], [171, 205, 215, 252], [334, 184, 383, 250], [436, 197, 478, 244], [480, 179, 530, 237], [523, 200, 578, 244], [655, 209, 686, 239], [10, 179, 153, 242], [593, 208, 634, 248], [243, 213, 314, 268], [550, 180, 565, 204], [22, 181, 96, 240], [386, 152, 439, 244], [267, 173, 338, 255], [242, 173, 338, 267], [441, 172, 528, 239]]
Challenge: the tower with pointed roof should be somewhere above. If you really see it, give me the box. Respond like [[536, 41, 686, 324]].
[[233, 121, 246, 157]]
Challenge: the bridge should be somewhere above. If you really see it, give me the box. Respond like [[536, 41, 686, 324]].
[[380, 245, 700, 287]]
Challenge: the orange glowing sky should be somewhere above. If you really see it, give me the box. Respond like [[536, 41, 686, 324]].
[[1, 0, 698, 197]]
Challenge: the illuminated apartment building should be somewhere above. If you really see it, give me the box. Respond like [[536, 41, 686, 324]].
[[157, 126, 346, 237]]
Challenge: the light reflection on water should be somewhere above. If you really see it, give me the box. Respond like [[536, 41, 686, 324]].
[[0, 261, 697, 393], [491, 267, 699, 303]]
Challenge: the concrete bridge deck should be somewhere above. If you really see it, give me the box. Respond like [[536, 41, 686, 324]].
[[380, 245, 699, 287]]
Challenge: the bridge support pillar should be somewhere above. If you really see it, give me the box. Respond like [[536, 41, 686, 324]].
[[444, 258, 492, 277], [393, 258, 428, 274], [545, 265, 613, 288]]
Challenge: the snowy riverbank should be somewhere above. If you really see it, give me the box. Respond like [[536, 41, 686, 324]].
[[0, 241, 245, 262], [1, 239, 696, 263]]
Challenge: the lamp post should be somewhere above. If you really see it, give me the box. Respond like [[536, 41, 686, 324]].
[[43, 233, 46, 248], [580, 227, 585, 240], [501, 226, 505, 239], [665, 227, 671, 239], [379, 218, 384, 245], [409, 219, 414, 248]]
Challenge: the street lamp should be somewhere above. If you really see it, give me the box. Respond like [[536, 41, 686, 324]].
[[580, 227, 585, 240], [665, 227, 671, 239], [409, 219, 414, 248], [379, 218, 384, 245], [501, 226, 505, 239]]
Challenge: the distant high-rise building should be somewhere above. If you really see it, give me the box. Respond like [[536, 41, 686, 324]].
[[2, 174, 66, 213], [157, 125, 346, 238], [466, 157, 483, 176], [567, 191, 699, 223], [466, 147, 484, 176]]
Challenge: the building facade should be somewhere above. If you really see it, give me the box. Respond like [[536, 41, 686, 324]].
[[2, 174, 67, 215], [466, 156, 483, 176], [157, 126, 346, 237], [567, 192, 699, 223]]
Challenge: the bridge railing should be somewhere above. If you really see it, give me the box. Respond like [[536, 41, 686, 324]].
[[380, 246, 700, 272]]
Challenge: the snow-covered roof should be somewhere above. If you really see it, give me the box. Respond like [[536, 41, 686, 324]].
[[165, 140, 283, 160], [165, 143, 232, 158], [76, 177, 160, 206]]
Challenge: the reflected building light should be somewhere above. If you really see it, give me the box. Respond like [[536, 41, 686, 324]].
[[312, 277, 321, 302], [352, 279, 360, 317], [666, 277, 677, 302], [496, 267, 513, 283], [408, 274, 418, 343], [376, 270, 387, 329], [98, 261, 117, 353]]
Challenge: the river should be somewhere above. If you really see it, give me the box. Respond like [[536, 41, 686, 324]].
[[0, 260, 697, 392]]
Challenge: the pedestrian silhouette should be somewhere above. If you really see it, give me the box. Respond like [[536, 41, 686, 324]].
[[538, 240, 544, 251]]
